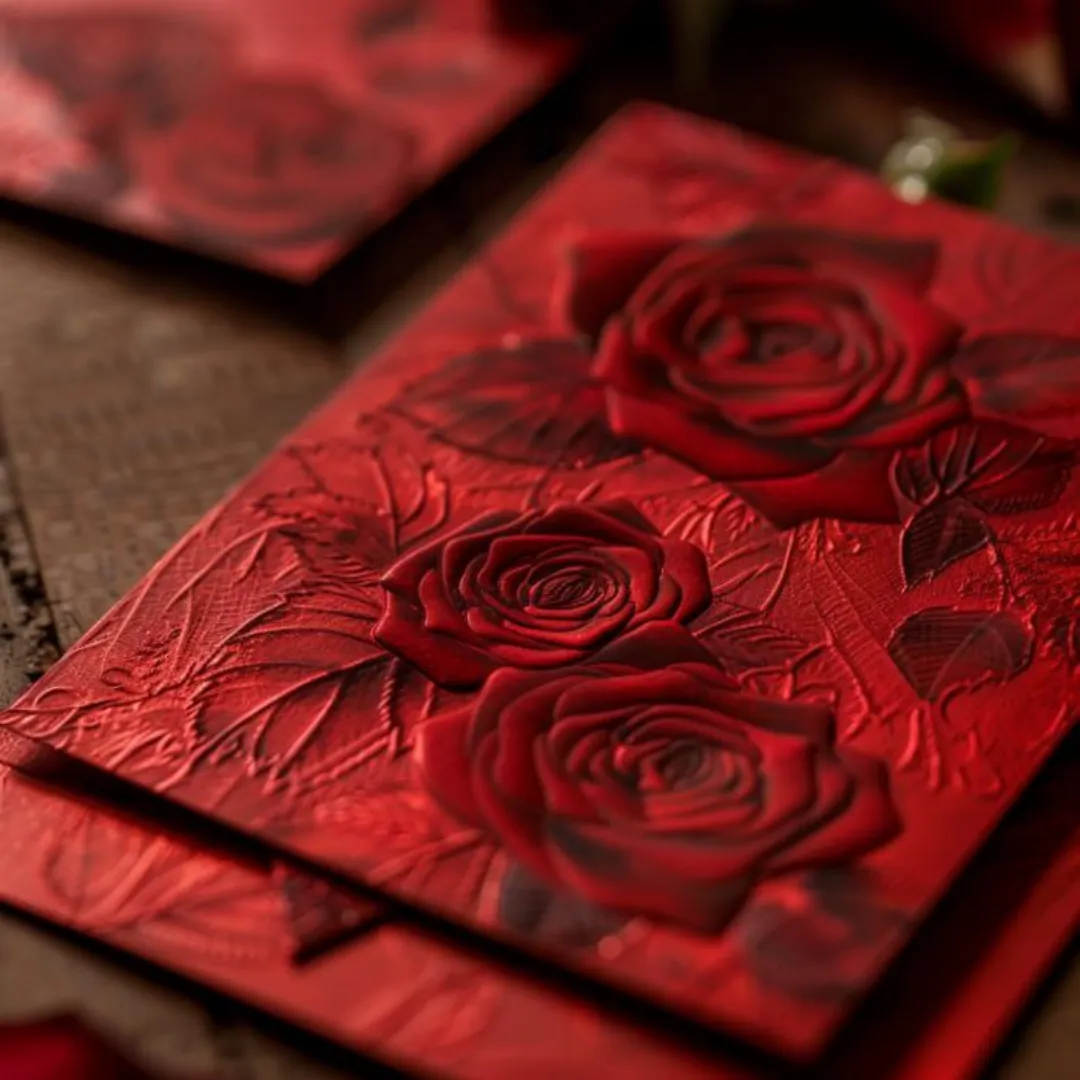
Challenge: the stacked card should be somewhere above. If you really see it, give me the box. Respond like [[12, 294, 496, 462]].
[[0, 0, 573, 279], [0, 101, 1077, 1078]]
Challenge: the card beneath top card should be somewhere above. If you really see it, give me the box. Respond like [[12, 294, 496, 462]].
[[3, 103, 1078, 1061], [0, 0, 573, 280]]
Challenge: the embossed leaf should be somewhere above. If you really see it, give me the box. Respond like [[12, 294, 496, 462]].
[[900, 501, 990, 588], [42, 813, 286, 961], [353, 935, 501, 1056], [998, 522, 1080, 629], [887, 608, 1033, 701], [699, 617, 808, 674], [268, 432, 451, 564], [892, 423, 1076, 518], [498, 862, 626, 948], [190, 604, 399, 789], [314, 788, 463, 855], [952, 334, 1080, 441], [257, 489, 394, 591], [392, 340, 639, 469]]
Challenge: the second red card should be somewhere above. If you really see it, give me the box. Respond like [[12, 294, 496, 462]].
[[0, 0, 574, 279]]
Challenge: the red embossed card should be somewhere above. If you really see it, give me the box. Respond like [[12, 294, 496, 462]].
[[0, 735, 1074, 1080], [2, 103, 1079, 1062], [0, 0, 573, 280]]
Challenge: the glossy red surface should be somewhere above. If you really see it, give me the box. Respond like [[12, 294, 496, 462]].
[[0, 748, 1073, 1080], [0, 1016, 161, 1080], [1, 103, 1078, 1062], [0, 0, 573, 279]]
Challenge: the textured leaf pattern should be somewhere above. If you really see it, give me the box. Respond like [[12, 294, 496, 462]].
[[892, 423, 1076, 518], [41, 811, 288, 962], [887, 608, 1033, 701], [392, 340, 640, 469], [0, 105, 1077, 1060], [699, 617, 809, 675], [953, 334, 1080, 441], [188, 631, 395, 793], [900, 501, 990, 587]]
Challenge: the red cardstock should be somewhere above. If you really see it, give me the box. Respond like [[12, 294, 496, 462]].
[[2, 103, 1079, 1061], [0, 751, 1073, 1080], [0, 0, 574, 280]]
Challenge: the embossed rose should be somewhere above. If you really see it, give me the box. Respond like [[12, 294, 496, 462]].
[[128, 75, 415, 252], [416, 624, 899, 931], [566, 228, 969, 527], [373, 502, 710, 689], [1, 9, 228, 145]]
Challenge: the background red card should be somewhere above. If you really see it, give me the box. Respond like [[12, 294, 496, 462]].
[[0, 0, 573, 280], [2, 103, 1078, 1061]]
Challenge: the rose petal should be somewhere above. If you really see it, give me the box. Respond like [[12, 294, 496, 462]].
[[476, 535, 563, 584], [768, 751, 900, 871], [526, 502, 662, 548], [546, 817, 757, 932], [473, 608, 630, 656], [658, 538, 711, 617], [441, 513, 524, 593], [555, 234, 682, 339], [541, 722, 644, 823], [372, 591, 494, 689], [486, 641, 589, 668], [827, 385, 969, 451], [488, 684, 566, 811], [414, 707, 486, 825], [593, 319, 677, 400], [705, 688, 835, 746], [674, 309, 891, 439], [475, 736, 558, 881], [728, 732, 822, 841], [605, 387, 836, 481], [725, 449, 900, 528], [855, 271, 964, 402], [585, 623, 721, 671], [555, 668, 712, 720], [417, 568, 468, 636]]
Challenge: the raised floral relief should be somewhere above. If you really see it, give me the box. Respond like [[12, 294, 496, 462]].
[[0, 7, 229, 143], [415, 623, 899, 932], [558, 227, 1078, 531], [577, 227, 967, 527], [128, 75, 416, 249], [2, 107, 1078, 1057], [0, 0, 572, 277], [374, 501, 710, 688]]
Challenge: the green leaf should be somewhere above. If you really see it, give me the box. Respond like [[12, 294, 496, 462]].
[[927, 133, 1019, 211]]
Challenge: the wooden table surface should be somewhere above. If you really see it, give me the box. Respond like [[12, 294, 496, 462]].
[[0, 4, 1075, 1077]]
